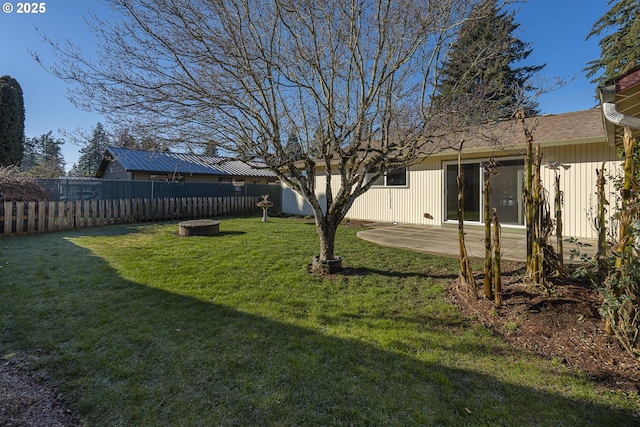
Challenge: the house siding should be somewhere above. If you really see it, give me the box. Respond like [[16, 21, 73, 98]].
[[282, 140, 621, 240], [341, 158, 443, 225], [100, 160, 131, 180], [539, 142, 619, 239]]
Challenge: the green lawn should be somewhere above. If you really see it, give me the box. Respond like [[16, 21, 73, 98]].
[[0, 217, 637, 426]]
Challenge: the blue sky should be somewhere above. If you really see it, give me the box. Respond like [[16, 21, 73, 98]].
[[1, 0, 610, 170]]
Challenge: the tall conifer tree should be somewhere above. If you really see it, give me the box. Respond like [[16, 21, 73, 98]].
[[22, 132, 66, 177], [72, 122, 109, 177], [0, 75, 25, 166], [585, 0, 640, 84], [434, 0, 544, 119]]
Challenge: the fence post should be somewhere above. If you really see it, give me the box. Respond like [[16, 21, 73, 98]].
[[28, 202, 36, 233], [15, 202, 24, 235], [38, 201, 46, 233], [90, 199, 97, 227], [75, 201, 81, 229], [3, 201, 13, 236], [121, 199, 126, 223], [144, 198, 150, 222], [67, 201, 74, 230]]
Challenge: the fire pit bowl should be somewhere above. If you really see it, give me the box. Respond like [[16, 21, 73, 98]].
[[178, 219, 221, 237]]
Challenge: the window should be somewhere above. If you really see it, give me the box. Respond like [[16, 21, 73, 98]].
[[369, 167, 408, 187], [386, 168, 407, 186], [444, 159, 524, 226]]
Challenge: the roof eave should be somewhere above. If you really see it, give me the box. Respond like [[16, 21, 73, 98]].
[[598, 83, 618, 147]]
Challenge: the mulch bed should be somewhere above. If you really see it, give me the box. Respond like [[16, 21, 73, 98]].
[[447, 261, 640, 396]]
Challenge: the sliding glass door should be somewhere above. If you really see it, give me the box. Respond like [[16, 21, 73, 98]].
[[489, 160, 523, 225], [446, 163, 481, 221], [445, 159, 524, 226]]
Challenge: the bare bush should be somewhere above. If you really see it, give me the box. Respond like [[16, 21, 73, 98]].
[[0, 166, 49, 202]]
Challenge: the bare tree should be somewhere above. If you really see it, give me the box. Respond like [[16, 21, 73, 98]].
[[41, 0, 506, 264]]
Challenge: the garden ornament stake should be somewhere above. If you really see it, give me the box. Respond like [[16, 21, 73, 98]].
[[257, 195, 273, 222]]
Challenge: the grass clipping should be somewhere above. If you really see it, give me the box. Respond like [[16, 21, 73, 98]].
[[0, 166, 49, 202]]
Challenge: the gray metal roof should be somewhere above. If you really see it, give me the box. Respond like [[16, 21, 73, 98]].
[[104, 146, 277, 178]]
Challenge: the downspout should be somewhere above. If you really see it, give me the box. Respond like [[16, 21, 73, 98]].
[[599, 81, 640, 130], [602, 102, 640, 129]]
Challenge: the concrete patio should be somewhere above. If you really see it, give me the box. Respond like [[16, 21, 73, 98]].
[[356, 223, 597, 263]]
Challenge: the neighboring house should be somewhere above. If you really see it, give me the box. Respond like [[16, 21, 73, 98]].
[[96, 146, 278, 185], [283, 107, 624, 240]]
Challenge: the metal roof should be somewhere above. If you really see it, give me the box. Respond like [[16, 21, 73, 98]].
[[103, 147, 277, 178]]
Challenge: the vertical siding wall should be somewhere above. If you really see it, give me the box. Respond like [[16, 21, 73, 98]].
[[341, 157, 444, 225], [540, 142, 620, 239], [282, 140, 621, 240], [282, 183, 315, 216]]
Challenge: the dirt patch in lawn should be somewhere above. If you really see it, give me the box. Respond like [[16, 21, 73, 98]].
[[446, 261, 640, 395], [0, 352, 81, 426]]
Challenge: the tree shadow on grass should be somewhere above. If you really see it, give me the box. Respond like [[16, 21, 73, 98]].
[[0, 233, 637, 426], [340, 265, 459, 280]]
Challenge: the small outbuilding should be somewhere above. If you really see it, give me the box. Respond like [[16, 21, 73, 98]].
[[96, 146, 278, 185]]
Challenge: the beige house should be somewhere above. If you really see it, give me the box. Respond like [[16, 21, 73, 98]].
[[283, 108, 623, 240]]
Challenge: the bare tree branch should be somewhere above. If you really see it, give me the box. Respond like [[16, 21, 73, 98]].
[[40, 0, 507, 262]]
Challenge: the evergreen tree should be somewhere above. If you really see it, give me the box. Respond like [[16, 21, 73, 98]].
[[203, 143, 218, 156], [20, 134, 39, 172], [0, 75, 25, 166], [433, 0, 544, 119], [585, 0, 640, 84], [22, 132, 66, 178], [72, 122, 109, 177], [113, 127, 138, 149], [284, 131, 304, 162]]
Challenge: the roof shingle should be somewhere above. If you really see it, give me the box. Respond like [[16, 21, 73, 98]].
[[434, 109, 605, 153]]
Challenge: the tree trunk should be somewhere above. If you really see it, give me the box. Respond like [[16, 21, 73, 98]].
[[554, 174, 564, 273], [531, 142, 543, 284], [605, 128, 636, 335], [615, 128, 636, 270], [523, 119, 534, 270], [595, 162, 608, 283], [316, 215, 338, 262], [456, 143, 476, 297], [493, 208, 502, 308], [519, 109, 550, 288], [483, 165, 493, 299]]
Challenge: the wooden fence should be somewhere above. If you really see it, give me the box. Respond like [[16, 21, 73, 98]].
[[0, 196, 263, 237]]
